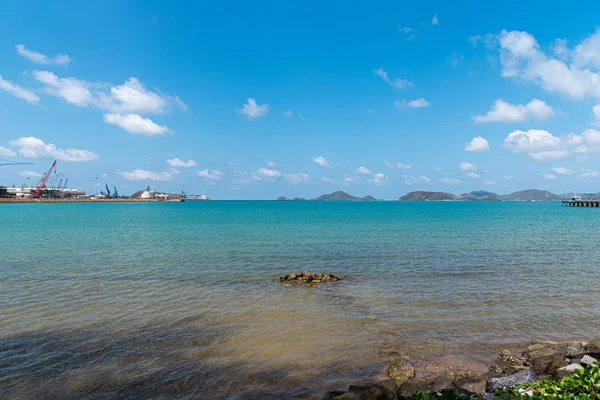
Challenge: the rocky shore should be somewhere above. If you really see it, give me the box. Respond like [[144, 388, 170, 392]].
[[322, 338, 600, 399], [279, 271, 343, 285]]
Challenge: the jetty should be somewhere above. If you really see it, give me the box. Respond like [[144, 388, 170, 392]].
[[562, 200, 600, 207]]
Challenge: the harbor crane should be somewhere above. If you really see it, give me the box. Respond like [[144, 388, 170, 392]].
[[30, 160, 57, 198], [105, 184, 111, 197], [114, 186, 118, 198]]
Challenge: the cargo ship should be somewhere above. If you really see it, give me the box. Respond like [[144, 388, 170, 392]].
[[187, 194, 209, 201]]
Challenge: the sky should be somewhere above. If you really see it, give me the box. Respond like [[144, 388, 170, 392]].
[[2, 1, 600, 199]]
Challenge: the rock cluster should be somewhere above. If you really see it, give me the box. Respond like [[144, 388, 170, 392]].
[[279, 271, 343, 284], [322, 338, 600, 400]]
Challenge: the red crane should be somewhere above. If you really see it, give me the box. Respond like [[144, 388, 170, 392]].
[[30, 160, 57, 198]]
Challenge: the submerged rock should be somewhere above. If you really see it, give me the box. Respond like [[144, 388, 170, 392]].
[[388, 359, 415, 383], [279, 272, 344, 284]]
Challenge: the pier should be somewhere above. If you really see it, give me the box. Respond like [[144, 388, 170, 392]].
[[562, 200, 600, 207]]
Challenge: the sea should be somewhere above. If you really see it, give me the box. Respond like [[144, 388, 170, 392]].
[[1, 201, 599, 399]]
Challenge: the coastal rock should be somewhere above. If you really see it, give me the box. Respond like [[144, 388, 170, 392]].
[[396, 378, 430, 399], [581, 354, 598, 367], [388, 359, 415, 383], [529, 353, 568, 378], [325, 379, 397, 400], [489, 350, 527, 374], [454, 374, 488, 395], [486, 370, 539, 392], [556, 363, 584, 379]]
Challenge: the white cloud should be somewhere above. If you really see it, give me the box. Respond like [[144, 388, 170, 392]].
[[197, 169, 224, 181], [119, 169, 172, 181], [496, 29, 600, 100], [395, 98, 431, 109], [15, 44, 71, 65], [266, 161, 277, 167], [104, 113, 170, 136], [98, 77, 174, 114], [465, 136, 490, 152], [373, 68, 412, 89], [541, 173, 557, 180], [404, 175, 431, 184], [255, 168, 281, 178], [459, 162, 477, 171], [593, 105, 600, 126], [166, 158, 196, 168], [313, 156, 330, 168], [440, 177, 461, 184], [297, 112, 304, 120], [18, 170, 42, 178], [368, 172, 386, 185], [356, 166, 372, 174], [502, 175, 515, 180], [0, 74, 40, 104], [469, 34, 497, 49], [33, 70, 93, 107], [473, 99, 555, 123], [284, 173, 309, 184], [321, 177, 339, 184], [501, 129, 600, 161], [237, 98, 269, 119], [450, 52, 464, 67], [282, 110, 293, 117], [431, 14, 439, 26], [580, 169, 600, 179], [384, 160, 412, 169], [465, 172, 480, 178], [482, 179, 497, 185], [9, 136, 99, 162], [0, 146, 16, 157], [552, 166, 570, 175]]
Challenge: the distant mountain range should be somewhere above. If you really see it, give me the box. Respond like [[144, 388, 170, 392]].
[[400, 189, 565, 201], [277, 191, 377, 201]]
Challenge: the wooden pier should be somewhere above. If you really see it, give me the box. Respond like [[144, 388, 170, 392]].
[[562, 200, 600, 207]]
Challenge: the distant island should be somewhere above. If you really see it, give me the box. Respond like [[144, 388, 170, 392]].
[[277, 191, 378, 201], [400, 189, 567, 201]]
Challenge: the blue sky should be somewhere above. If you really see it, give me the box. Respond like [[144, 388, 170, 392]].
[[2, 1, 600, 199]]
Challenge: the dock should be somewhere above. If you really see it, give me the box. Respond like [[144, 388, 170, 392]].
[[562, 200, 600, 207], [0, 198, 183, 204]]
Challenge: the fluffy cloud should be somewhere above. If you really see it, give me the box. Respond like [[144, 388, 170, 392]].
[[473, 99, 555, 123], [0, 146, 16, 157], [404, 175, 431, 184], [482, 179, 497, 185], [465, 136, 490, 152], [465, 172, 480, 178], [282, 110, 293, 117], [502, 129, 600, 161], [104, 113, 170, 136], [440, 177, 461, 184], [255, 168, 281, 178], [9, 136, 99, 162], [552, 166, 570, 175], [197, 169, 224, 181], [373, 68, 412, 89], [356, 166, 372, 174], [368, 172, 386, 185], [0, 74, 40, 104], [496, 29, 600, 100], [593, 105, 600, 126], [384, 160, 412, 169], [313, 156, 330, 168], [166, 158, 196, 168], [15, 44, 71, 65], [395, 98, 431, 109], [580, 169, 600, 179], [98, 78, 178, 114], [237, 98, 269, 119], [19, 170, 42, 178], [119, 169, 173, 181], [33, 70, 93, 107], [284, 173, 309, 184], [459, 162, 477, 171]]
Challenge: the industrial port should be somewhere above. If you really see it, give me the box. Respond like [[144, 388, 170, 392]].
[[0, 160, 193, 203]]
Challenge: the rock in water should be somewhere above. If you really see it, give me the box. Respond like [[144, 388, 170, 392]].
[[289, 273, 297, 280], [556, 363, 584, 379], [486, 370, 539, 392], [387, 359, 415, 383]]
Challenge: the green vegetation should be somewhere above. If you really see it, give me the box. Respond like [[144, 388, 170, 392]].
[[407, 389, 473, 399], [494, 364, 600, 400]]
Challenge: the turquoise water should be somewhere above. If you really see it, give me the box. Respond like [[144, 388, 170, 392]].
[[1, 201, 600, 398]]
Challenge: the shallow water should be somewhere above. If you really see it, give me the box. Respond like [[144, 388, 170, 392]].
[[1, 201, 599, 398]]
